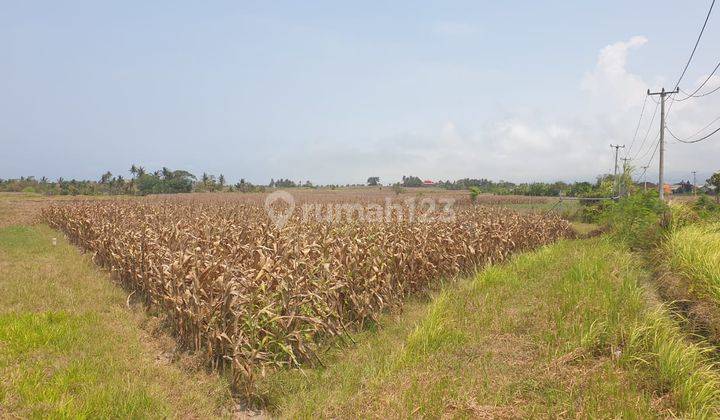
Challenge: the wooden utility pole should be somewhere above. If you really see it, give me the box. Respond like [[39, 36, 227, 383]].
[[647, 88, 679, 200], [641, 165, 650, 191], [620, 157, 631, 196], [610, 144, 625, 197], [692, 171, 697, 195]]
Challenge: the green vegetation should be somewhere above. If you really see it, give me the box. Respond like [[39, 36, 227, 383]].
[[663, 222, 720, 306], [694, 194, 720, 219], [600, 191, 669, 249], [435, 173, 619, 198], [0, 224, 232, 418], [3, 185, 720, 418], [708, 172, 720, 203], [260, 238, 720, 418], [0, 165, 263, 196]]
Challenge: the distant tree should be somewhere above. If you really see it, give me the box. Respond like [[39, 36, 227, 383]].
[[469, 186, 481, 204], [708, 172, 720, 203], [100, 171, 113, 184], [401, 175, 423, 187], [568, 182, 593, 197], [367, 176, 380, 186], [218, 174, 226, 188], [675, 180, 693, 194]]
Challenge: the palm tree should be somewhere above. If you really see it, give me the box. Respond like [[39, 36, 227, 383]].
[[136, 166, 146, 177], [100, 171, 112, 184], [130, 164, 138, 178]]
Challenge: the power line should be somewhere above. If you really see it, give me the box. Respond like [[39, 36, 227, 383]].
[[672, 0, 716, 90], [675, 59, 720, 101], [687, 114, 720, 137], [635, 132, 660, 162], [685, 83, 720, 98], [626, 95, 649, 156], [665, 0, 716, 122], [667, 123, 720, 143], [632, 102, 660, 160], [645, 137, 661, 168]]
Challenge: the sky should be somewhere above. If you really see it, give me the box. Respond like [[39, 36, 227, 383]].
[[1, 0, 719, 185]]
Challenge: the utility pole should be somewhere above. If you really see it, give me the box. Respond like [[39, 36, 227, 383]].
[[692, 171, 697, 195], [641, 165, 650, 191], [610, 144, 625, 197], [620, 157, 631, 196], [647, 87, 679, 200]]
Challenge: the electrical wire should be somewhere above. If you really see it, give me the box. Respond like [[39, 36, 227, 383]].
[[664, 0, 716, 121], [675, 59, 720, 101], [672, 0, 716, 90], [667, 122, 720, 143], [626, 95, 649, 156], [687, 83, 720, 98], [636, 132, 660, 163], [632, 102, 660, 160], [645, 137, 661, 168]]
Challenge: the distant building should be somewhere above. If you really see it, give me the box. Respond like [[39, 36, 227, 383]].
[[422, 179, 435, 186], [670, 184, 685, 193]]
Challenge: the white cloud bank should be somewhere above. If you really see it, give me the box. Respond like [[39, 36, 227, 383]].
[[277, 36, 720, 184]]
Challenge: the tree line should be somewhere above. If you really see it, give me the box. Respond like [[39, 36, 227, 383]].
[[2, 167, 719, 198], [0, 165, 264, 196]]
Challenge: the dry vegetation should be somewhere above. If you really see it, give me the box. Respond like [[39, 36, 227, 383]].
[[43, 192, 570, 394]]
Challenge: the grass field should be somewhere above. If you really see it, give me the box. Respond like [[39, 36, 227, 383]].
[[664, 222, 720, 304], [0, 223, 234, 418], [259, 237, 720, 418], [2, 191, 720, 418]]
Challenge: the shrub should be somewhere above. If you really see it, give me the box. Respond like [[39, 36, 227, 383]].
[[600, 191, 668, 249]]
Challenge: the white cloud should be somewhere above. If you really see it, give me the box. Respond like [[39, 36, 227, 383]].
[[274, 35, 719, 184], [581, 36, 649, 111]]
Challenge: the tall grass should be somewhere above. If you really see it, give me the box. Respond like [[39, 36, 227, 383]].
[[663, 222, 720, 304], [626, 308, 720, 417], [262, 238, 720, 417]]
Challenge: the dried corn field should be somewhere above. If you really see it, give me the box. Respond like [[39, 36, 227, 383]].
[[42, 195, 571, 393]]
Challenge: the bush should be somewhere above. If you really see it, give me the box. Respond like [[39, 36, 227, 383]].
[[579, 200, 611, 223], [600, 191, 668, 249], [694, 194, 720, 220]]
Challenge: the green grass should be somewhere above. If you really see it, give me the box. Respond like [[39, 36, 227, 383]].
[[260, 237, 720, 418], [663, 222, 720, 304], [0, 224, 233, 418]]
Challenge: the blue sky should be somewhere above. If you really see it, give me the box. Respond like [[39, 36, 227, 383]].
[[2, 1, 719, 184]]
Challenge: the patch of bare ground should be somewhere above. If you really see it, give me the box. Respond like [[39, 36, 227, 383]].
[[0, 195, 46, 227]]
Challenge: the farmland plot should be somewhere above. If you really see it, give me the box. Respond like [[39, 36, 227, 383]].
[[43, 196, 571, 393]]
